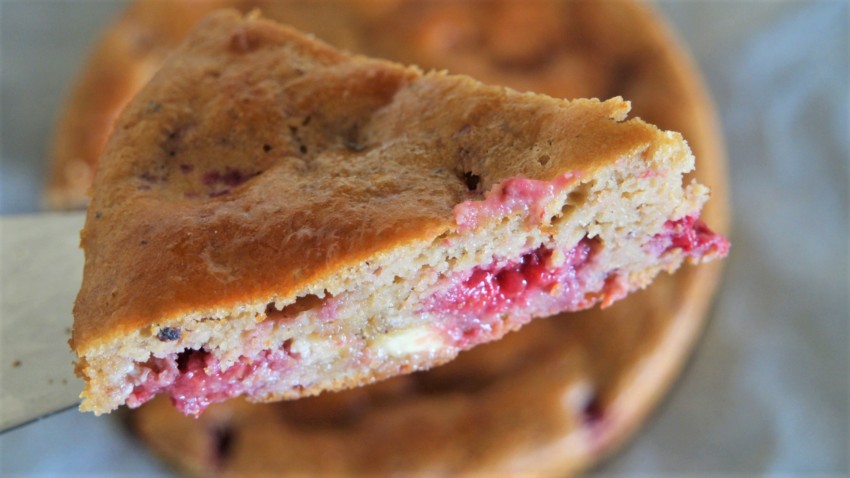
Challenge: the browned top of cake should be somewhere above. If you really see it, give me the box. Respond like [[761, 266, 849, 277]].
[[72, 10, 679, 354], [47, 0, 729, 217]]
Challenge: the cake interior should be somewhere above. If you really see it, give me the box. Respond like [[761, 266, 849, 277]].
[[79, 144, 728, 416]]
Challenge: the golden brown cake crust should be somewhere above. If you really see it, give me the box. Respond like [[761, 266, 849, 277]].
[[71, 10, 676, 357], [66, 0, 729, 475]]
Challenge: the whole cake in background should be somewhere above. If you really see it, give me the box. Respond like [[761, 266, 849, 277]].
[[52, 0, 730, 475]]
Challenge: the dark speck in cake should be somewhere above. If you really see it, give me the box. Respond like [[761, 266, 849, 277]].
[[179, 164, 194, 173], [462, 171, 480, 191], [157, 327, 181, 341]]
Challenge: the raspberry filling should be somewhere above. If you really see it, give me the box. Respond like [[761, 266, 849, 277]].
[[127, 339, 298, 416], [454, 173, 580, 230], [426, 238, 600, 347], [122, 208, 726, 416], [427, 215, 728, 349], [648, 215, 730, 258]]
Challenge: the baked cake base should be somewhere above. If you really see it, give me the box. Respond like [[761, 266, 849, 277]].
[[62, 0, 729, 474]]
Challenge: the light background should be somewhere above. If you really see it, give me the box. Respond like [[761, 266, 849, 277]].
[[1, 0, 848, 475]]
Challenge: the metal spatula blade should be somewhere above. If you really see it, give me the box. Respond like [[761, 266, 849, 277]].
[[1, 213, 86, 432]]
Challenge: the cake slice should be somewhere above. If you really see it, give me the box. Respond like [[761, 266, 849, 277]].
[[71, 10, 728, 416]]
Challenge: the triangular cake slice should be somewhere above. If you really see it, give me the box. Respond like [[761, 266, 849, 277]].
[[72, 10, 728, 416]]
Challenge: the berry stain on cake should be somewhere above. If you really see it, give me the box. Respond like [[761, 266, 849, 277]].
[[427, 239, 599, 347], [648, 215, 729, 258], [128, 326, 302, 416], [201, 167, 262, 197]]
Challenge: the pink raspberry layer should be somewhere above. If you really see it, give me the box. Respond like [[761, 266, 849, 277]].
[[124, 212, 726, 416], [426, 238, 608, 348], [427, 216, 727, 349], [648, 215, 730, 259], [126, 341, 298, 417]]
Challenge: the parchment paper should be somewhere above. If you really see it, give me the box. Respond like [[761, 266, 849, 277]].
[[0, 1, 847, 475]]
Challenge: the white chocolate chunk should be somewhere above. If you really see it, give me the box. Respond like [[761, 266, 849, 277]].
[[371, 325, 446, 358]]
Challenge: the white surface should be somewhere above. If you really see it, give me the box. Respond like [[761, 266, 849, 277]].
[[0, 0, 847, 475]]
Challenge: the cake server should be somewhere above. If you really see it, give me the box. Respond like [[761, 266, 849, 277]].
[[0, 212, 85, 432]]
